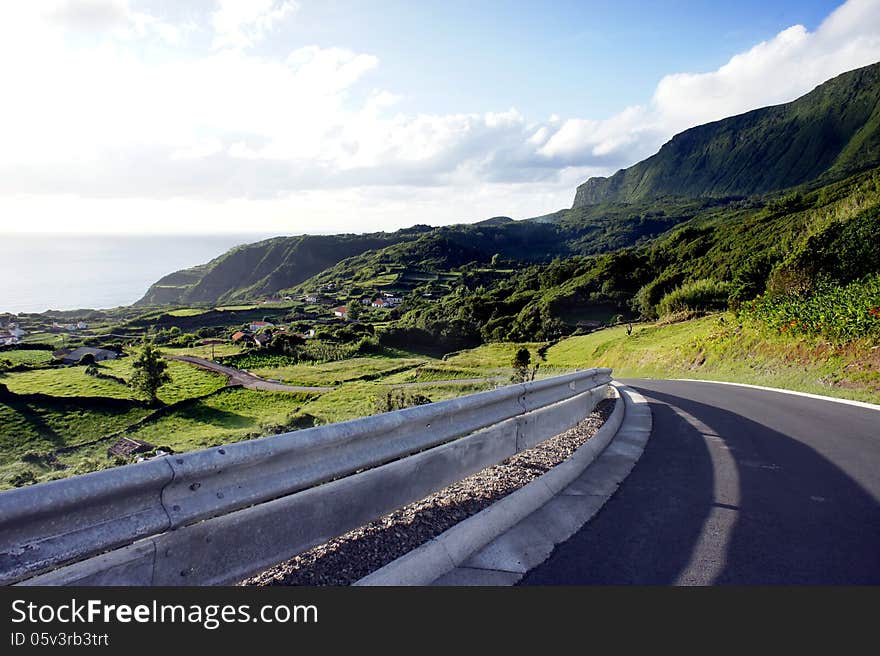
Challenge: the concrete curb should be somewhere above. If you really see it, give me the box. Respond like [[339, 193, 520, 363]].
[[354, 383, 652, 586]]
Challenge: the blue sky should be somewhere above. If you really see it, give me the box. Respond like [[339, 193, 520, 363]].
[[275, 0, 840, 117], [0, 0, 877, 234]]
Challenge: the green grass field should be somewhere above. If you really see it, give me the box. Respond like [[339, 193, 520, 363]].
[[164, 343, 244, 359], [298, 379, 495, 425], [0, 396, 152, 488], [0, 366, 133, 399], [104, 357, 227, 402], [0, 349, 54, 366], [249, 355, 427, 386], [442, 341, 549, 368], [120, 388, 317, 453], [543, 313, 880, 403], [165, 308, 210, 317]]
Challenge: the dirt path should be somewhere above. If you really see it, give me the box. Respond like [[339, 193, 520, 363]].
[[167, 355, 333, 393]]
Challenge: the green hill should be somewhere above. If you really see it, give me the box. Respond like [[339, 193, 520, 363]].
[[573, 61, 880, 206], [137, 62, 880, 312], [136, 232, 414, 306]]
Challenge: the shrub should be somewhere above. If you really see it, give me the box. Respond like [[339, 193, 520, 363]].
[[656, 279, 731, 317], [9, 471, 37, 487], [373, 389, 432, 414], [742, 273, 880, 343]]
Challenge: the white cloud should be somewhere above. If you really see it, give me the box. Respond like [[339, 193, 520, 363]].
[[212, 0, 298, 49], [0, 0, 878, 234], [40, 0, 189, 43], [538, 0, 880, 173]]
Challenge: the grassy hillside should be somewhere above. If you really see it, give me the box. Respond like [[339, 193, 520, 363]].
[[574, 61, 880, 205], [390, 167, 880, 346], [137, 231, 415, 306], [544, 314, 880, 404]]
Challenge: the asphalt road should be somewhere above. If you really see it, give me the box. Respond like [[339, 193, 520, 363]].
[[519, 379, 880, 585], [167, 355, 333, 392]]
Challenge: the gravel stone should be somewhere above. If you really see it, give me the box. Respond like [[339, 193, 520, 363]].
[[242, 398, 616, 586]]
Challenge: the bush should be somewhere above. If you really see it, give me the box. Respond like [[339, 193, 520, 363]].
[[742, 273, 880, 343], [9, 471, 37, 487], [373, 389, 432, 414], [630, 272, 684, 320], [656, 279, 730, 317]]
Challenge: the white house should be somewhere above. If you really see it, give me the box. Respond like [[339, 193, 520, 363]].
[[249, 321, 274, 332], [333, 306, 348, 318]]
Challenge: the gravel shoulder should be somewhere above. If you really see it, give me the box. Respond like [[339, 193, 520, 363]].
[[242, 397, 616, 586]]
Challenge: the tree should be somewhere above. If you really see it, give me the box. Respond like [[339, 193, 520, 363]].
[[130, 341, 172, 406], [510, 347, 533, 383], [347, 299, 363, 321]]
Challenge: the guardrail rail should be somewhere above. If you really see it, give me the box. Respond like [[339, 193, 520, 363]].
[[0, 368, 612, 586]]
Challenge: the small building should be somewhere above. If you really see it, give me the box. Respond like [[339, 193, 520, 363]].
[[231, 331, 248, 343], [107, 437, 154, 458], [333, 306, 348, 319], [60, 347, 118, 365], [371, 299, 389, 308], [253, 332, 273, 347], [249, 321, 274, 332], [76, 321, 87, 330], [304, 294, 319, 303]]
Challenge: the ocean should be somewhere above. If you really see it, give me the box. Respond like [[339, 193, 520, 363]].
[[0, 233, 274, 314]]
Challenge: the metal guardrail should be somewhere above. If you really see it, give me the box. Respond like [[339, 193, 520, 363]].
[[0, 368, 612, 586]]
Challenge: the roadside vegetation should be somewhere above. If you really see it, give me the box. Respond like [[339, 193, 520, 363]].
[[2, 161, 879, 490]]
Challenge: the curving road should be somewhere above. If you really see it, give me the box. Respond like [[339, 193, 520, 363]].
[[519, 379, 880, 585], [167, 355, 333, 393]]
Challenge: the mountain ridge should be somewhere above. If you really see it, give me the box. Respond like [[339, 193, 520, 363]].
[[137, 62, 880, 307], [573, 61, 880, 206]]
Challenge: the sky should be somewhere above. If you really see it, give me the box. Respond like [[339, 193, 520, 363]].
[[0, 0, 879, 235]]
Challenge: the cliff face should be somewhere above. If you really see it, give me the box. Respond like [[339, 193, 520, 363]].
[[573, 61, 880, 206]]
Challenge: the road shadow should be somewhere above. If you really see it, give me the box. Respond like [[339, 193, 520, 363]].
[[639, 388, 880, 585], [521, 387, 880, 585], [520, 399, 716, 584]]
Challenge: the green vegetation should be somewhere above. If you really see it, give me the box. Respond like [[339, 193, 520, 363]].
[[248, 356, 427, 387], [0, 396, 152, 488], [4, 63, 880, 490], [743, 275, 880, 343], [656, 279, 731, 318], [1, 367, 133, 399], [120, 389, 317, 452], [543, 314, 880, 404], [100, 358, 226, 404], [573, 62, 880, 205], [129, 342, 172, 405], [0, 349, 53, 367]]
